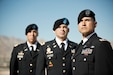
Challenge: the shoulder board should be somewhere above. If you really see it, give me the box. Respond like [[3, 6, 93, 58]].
[[40, 42, 45, 46], [14, 43, 19, 47], [99, 38, 107, 42]]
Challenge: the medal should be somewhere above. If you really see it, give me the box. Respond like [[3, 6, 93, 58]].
[[49, 61, 53, 67], [81, 48, 93, 56]]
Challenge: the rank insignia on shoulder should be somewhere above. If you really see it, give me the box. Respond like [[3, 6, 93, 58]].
[[99, 38, 107, 42], [40, 42, 45, 46], [14, 44, 19, 47]]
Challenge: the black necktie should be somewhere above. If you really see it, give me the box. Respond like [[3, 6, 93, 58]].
[[80, 40, 83, 45], [61, 43, 65, 52], [30, 46, 34, 56]]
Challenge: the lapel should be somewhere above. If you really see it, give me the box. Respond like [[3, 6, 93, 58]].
[[63, 40, 74, 56], [50, 39, 76, 56], [74, 41, 83, 57], [22, 43, 31, 58], [23, 42, 41, 58], [45, 40, 60, 59], [32, 42, 41, 58], [74, 33, 98, 57], [51, 40, 62, 54]]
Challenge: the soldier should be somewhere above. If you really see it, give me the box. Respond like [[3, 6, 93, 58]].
[[10, 24, 41, 75], [36, 18, 78, 75], [72, 9, 113, 75]]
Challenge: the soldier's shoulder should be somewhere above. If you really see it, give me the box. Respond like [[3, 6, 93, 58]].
[[99, 38, 110, 43], [99, 38, 107, 41], [13, 43, 25, 48], [40, 41, 45, 46], [45, 40, 54, 45], [94, 38, 110, 45], [69, 40, 78, 46]]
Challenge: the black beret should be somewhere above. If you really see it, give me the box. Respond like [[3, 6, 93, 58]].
[[25, 24, 38, 35], [78, 9, 95, 24], [53, 18, 69, 31]]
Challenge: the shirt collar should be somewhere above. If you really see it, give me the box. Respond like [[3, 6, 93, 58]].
[[82, 32, 95, 45], [27, 41, 37, 51], [55, 37, 68, 50]]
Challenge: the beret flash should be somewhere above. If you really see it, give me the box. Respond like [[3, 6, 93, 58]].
[[25, 24, 38, 35], [53, 18, 69, 31]]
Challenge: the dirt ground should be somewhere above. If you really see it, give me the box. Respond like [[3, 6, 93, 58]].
[[0, 68, 9, 75]]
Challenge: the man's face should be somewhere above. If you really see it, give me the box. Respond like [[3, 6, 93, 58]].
[[78, 17, 97, 37], [26, 30, 38, 44], [54, 24, 69, 40]]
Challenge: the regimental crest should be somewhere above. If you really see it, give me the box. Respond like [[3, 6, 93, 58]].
[[53, 43, 57, 48], [36, 49, 40, 51], [24, 47, 28, 51], [71, 49, 76, 54]]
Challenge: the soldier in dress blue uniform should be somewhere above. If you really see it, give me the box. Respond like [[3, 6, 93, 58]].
[[72, 9, 113, 75], [10, 24, 41, 75], [36, 18, 78, 75]]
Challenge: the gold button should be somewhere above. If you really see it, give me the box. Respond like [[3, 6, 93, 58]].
[[73, 59, 75, 62], [84, 58, 87, 61], [30, 70, 32, 72], [62, 63, 65, 66], [63, 70, 66, 73], [17, 70, 19, 73], [30, 64, 33, 66], [73, 67, 76, 70], [62, 57, 65, 60]]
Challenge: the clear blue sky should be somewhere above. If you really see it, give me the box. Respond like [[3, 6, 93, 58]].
[[0, 0, 113, 43]]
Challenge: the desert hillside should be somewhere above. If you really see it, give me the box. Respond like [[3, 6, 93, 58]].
[[0, 35, 45, 68]]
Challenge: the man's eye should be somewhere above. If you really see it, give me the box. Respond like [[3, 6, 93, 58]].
[[80, 20, 83, 22], [85, 19, 91, 21]]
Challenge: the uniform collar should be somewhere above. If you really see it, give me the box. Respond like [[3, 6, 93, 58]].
[[82, 32, 95, 45], [27, 41, 37, 51], [55, 37, 68, 50]]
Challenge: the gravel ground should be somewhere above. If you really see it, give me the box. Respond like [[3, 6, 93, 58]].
[[0, 68, 9, 75]]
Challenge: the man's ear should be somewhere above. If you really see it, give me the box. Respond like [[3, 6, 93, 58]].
[[94, 21, 97, 28]]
